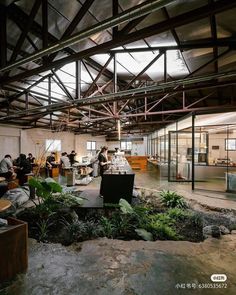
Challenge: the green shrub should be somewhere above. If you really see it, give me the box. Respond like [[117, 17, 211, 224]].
[[133, 206, 150, 228], [160, 190, 187, 209], [111, 213, 133, 237], [36, 218, 55, 242], [29, 177, 84, 217], [167, 208, 190, 220], [62, 219, 101, 244], [100, 216, 115, 238], [148, 212, 174, 226], [149, 221, 180, 240]]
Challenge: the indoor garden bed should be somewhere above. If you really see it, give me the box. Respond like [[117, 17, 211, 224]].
[[16, 178, 206, 245]]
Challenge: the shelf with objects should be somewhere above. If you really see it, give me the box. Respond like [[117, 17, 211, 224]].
[[100, 155, 135, 204]]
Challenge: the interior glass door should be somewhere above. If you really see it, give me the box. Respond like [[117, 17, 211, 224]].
[[168, 131, 192, 182]]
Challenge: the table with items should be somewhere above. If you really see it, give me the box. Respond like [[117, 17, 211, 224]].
[[100, 155, 135, 204]]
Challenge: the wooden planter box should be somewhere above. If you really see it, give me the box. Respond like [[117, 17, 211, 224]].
[[0, 218, 28, 283]]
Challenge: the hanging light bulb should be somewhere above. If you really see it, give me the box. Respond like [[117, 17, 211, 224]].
[[117, 119, 121, 141]]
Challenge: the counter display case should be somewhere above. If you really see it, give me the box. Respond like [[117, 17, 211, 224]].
[[100, 156, 135, 204]]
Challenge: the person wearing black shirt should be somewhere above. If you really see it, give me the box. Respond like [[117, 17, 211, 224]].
[[46, 152, 56, 177], [98, 147, 110, 197], [68, 150, 77, 166], [16, 154, 32, 185], [27, 153, 35, 164], [98, 147, 109, 177]]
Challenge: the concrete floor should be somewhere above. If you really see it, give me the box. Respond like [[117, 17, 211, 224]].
[[1, 166, 236, 294]]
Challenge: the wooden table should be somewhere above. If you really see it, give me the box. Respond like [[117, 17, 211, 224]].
[[0, 199, 12, 212]]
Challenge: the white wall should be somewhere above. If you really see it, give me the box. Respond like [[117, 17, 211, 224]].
[[21, 129, 75, 159], [75, 134, 106, 159], [106, 140, 145, 156], [0, 125, 21, 159], [0, 125, 106, 162], [0, 125, 146, 162], [131, 140, 145, 155], [209, 133, 236, 162]]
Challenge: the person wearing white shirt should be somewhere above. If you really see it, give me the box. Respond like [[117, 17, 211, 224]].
[[60, 152, 71, 168], [0, 154, 14, 180]]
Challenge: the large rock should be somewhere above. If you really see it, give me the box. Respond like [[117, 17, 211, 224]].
[[219, 225, 230, 235], [203, 225, 221, 238], [3, 186, 30, 207]]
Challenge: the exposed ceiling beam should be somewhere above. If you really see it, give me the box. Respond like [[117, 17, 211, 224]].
[[47, 0, 95, 63], [2, 0, 174, 73], [9, 0, 41, 63], [1, 0, 236, 85], [2, 70, 236, 121], [6, 2, 120, 82], [0, 4, 7, 67], [84, 55, 113, 97]]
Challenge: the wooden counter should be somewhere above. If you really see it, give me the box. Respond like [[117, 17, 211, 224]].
[[101, 158, 134, 204], [126, 156, 148, 171]]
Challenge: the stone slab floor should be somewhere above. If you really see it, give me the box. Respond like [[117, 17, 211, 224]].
[[1, 235, 236, 295]]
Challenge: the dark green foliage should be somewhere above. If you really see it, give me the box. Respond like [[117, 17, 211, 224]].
[[167, 208, 191, 220], [100, 216, 115, 238], [111, 212, 134, 238], [148, 221, 180, 240], [29, 177, 84, 217], [20, 190, 203, 244], [188, 211, 204, 227], [160, 190, 187, 209], [62, 219, 102, 244]]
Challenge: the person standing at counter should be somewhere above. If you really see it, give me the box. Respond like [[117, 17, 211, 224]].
[[91, 149, 101, 177], [98, 146, 110, 177], [98, 146, 110, 198]]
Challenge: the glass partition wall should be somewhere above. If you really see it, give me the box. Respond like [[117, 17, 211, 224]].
[[194, 118, 236, 192], [168, 131, 193, 182], [147, 111, 236, 193]]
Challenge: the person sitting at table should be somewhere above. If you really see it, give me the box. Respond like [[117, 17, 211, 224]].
[[16, 153, 32, 185], [0, 154, 15, 181], [46, 152, 57, 177], [27, 153, 36, 165], [60, 152, 71, 168]]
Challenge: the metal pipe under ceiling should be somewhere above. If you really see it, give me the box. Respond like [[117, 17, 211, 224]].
[[0, 0, 174, 73]]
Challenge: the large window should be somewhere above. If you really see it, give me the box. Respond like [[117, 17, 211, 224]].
[[121, 141, 132, 150], [87, 141, 96, 151], [225, 139, 236, 151], [45, 139, 61, 152]]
